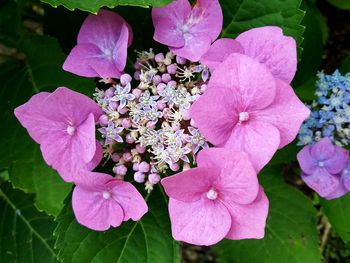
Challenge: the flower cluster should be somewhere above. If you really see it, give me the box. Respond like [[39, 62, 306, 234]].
[[297, 137, 350, 199], [14, 0, 310, 246], [298, 70, 350, 146], [93, 49, 209, 191]]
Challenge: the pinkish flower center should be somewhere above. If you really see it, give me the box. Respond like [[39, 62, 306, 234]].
[[66, 125, 76, 135], [102, 191, 111, 199], [239, 112, 250, 122], [318, 161, 325, 167], [103, 48, 113, 60], [206, 188, 218, 200]]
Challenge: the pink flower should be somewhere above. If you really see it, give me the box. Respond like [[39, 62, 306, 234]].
[[14, 87, 103, 182], [201, 26, 297, 83], [63, 10, 133, 79], [152, 0, 222, 61], [190, 53, 310, 171], [72, 172, 148, 231], [161, 148, 268, 246], [297, 137, 349, 199]]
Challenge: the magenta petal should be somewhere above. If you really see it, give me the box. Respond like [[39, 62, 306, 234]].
[[190, 87, 239, 146], [73, 187, 124, 231], [78, 9, 133, 47], [170, 32, 211, 62], [152, 0, 191, 27], [196, 148, 259, 204], [324, 146, 349, 174], [153, 18, 185, 48], [76, 113, 97, 163], [200, 38, 244, 71], [342, 162, 350, 191], [14, 92, 52, 143], [161, 167, 219, 202], [236, 26, 297, 83], [256, 79, 311, 148], [310, 137, 335, 160], [208, 53, 276, 110], [190, 0, 223, 41], [225, 120, 281, 172], [297, 145, 317, 175], [302, 169, 340, 197], [225, 187, 269, 240], [109, 180, 148, 221], [63, 44, 100, 78], [168, 198, 231, 246], [86, 141, 103, 171]]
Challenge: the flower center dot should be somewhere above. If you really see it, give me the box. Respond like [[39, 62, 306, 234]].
[[66, 125, 75, 135], [102, 191, 111, 199], [239, 112, 249, 122], [318, 161, 325, 167], [206, 189, 218, 200]]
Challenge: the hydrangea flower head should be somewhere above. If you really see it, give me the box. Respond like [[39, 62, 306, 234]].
[[63, 10, 132, 79], [297, 137, 349, 199], [298, 70, 350, 146], [201, 26, 297, 83], [162, 148, 268, 246], [190, 53, 310, 171], [14, 87, 103, 182], [152, 0, 223, 61], [72, 171, 148, 231]]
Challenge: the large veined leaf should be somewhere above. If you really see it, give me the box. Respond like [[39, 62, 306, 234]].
[[40, 0, 173, 13], [54, 186, 180, 263], [213, 170, 321, 263], [0, 34, 95, 216], [0, 183, 58, 263], [220, 0, 305, 46], [320, 194, 350, 243]]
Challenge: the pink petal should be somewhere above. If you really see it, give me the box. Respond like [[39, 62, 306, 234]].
[[109, 180, 148, 221], [302, 169, 340, 197], [190, 0, 223, 42], [200, 38, 244, 71], [86, 140, 103, 171], [63, 44, 100, 78], [208, 53, 276, 110], [256, 79, 311, 148], [72, 185, 124, 231], [153, 18, 185, 48], [297, 145, 317, 175], [225, 187, 269, 240], [14, 92, 53, 143], [168, 198, 231, 246], [189, 87, 240, 146], [196, 148, 259, 204], [161, 167, 219, 202], [170, 32, 211, 62], [236, 26, 297, 83], [76, 113, 97, 163], [152, 0, 191, 27], [310, 137, 335, 160], [324, 147, 349, 174], [78, 9, 133, 47], [225, 120, 281, 172]]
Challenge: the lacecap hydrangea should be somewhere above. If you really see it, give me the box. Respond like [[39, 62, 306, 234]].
[[14, 0, 309, 246]]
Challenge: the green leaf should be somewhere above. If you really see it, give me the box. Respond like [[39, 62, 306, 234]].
[[40, 0, 173, 13], [214, 170, 321, 263], [320, 194, 350, 243], [55, 186, 180, 263], [0, 182, 58, 262], [0, 34, 95, 216], [340, 56, 350, 74], [293, 0, 326, 92], [327, 0, 350, 10], [220, 0, 305, 47]]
